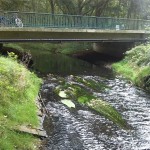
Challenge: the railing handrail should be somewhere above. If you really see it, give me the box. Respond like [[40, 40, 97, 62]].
[[0, 11, 149, 30]]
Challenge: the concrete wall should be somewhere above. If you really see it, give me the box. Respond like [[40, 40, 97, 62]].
[[0, 43, 3, 50], [93, 42, 134, 57]]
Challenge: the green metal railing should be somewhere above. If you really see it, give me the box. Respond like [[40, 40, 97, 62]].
[[0, 11, 149, 30]]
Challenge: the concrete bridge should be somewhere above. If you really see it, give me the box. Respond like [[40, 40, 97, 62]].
[[0, 27, 149, 43], [0, 11, 150, 56], [0, 11, 149, 42]]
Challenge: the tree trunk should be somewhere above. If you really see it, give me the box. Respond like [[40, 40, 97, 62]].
[[49, 0, 55, 14]]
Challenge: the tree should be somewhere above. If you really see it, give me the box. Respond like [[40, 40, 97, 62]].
[[0, 0, 27, 11], [48, 0, 55, 14], [0, 0, 150, 19]]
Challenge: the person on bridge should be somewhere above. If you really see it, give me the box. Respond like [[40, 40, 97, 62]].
[[13, 13, 23, 28]]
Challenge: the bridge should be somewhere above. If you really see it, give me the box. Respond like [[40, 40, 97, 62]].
[[0, 11, 150, 56], [0, 11, 150, 43]]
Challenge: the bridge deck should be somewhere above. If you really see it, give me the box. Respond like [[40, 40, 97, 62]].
[[0, 27, 148, 42]]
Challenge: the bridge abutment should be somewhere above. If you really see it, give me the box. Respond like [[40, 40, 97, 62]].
[[93, 42, 134, 57], [0, 43, 3, 50]]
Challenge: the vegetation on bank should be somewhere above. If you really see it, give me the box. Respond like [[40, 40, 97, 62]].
[[0, 55, 42, 150], [3, 42, 92, 55], [112, 44, 150, 91]]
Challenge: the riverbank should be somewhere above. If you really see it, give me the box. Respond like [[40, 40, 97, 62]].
[[0, 55, 42, 149], [2, 42, 92, 55], [112, 44, 150, 92]]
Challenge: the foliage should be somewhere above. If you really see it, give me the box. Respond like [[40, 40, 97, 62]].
[[7, 52, 18, 60], [0, 56, 42, 149], [0, 0, 150, 19], [0, 0, 27, 11], [113, 44, 150, 91], [125, 44, 150, 67]]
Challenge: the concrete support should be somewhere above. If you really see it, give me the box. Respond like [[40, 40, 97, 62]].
[[93, 42, 134, 57], [0, 43, 3, 50]]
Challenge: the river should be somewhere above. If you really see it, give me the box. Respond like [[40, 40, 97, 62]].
[[31, 51, 150, 150]]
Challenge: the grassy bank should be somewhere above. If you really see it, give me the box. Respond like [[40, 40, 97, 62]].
[[3, 42, 92, 55], [112, 44, 150, 91], [0, 55, 42, 149]]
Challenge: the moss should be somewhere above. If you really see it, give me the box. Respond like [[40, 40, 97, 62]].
[[74, 76, 107, 91], [55, 75, 128, 129], [0, 56, 42, 150], [88, 99, 128, 129]]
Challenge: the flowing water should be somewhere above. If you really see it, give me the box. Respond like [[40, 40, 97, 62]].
[[32, 52, 150, 150]]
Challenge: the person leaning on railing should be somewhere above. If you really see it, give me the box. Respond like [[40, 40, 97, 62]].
[[15, 17, 23, 27], [13, 13, 23, 28]]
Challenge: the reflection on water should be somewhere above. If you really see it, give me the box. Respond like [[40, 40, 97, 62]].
[[32, 52, 113, 77]]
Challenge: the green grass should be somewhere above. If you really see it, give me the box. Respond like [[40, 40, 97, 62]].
[[135, 66, 150, 91], [0, 56, 42, 150], [112, 61, 139, 82], [3, 43, 25, 52], [0, 128, 39, 150], [59, 42, 92, 54], [112, 44, 150, 91], [3, 42, 92, 55], [4, 43, 60, 54]]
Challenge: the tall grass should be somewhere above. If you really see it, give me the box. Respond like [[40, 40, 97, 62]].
[[0, 56, 42, 149], [113, 44, 150, 91]]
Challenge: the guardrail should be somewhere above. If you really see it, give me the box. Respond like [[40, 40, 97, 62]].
[[0, 11, 150, 30]]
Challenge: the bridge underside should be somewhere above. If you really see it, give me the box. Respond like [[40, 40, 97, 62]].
[[93, 42, 135, 57], [0, 28, 148, 43]]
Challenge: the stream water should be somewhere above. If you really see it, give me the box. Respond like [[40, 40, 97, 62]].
[[32, 52, 150, 150]]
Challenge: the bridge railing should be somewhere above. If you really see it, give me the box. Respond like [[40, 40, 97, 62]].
[[0, 11, 149, 30]]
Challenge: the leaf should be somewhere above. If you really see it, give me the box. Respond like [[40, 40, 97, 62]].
[[58, 91, 68, 98], [61, 99, 75, 108]]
